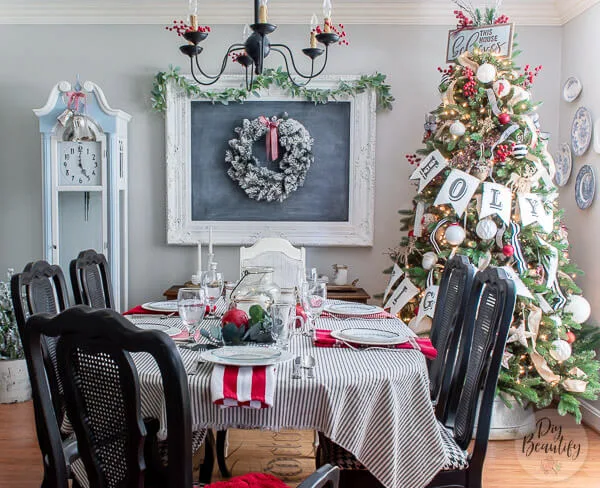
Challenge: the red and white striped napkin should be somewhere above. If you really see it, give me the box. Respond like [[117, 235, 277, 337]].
[[210, 365, 275, 409]]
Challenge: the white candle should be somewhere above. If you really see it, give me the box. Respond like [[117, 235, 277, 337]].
[[197, 242, 202, 275], [208, 226, 213, 255]]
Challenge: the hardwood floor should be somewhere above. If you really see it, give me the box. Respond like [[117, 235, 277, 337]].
[[1, 401, 598, 487]]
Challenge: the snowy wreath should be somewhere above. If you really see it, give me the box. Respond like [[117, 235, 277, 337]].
[[225, 115, 314, 203]]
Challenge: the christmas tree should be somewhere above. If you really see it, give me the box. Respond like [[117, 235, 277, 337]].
[[383, 4, 600, 421]]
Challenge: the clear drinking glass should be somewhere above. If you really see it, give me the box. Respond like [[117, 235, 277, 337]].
[[202, 262, 224, 316], [270, 303, 305, 349], [177, 287, 207, 337]]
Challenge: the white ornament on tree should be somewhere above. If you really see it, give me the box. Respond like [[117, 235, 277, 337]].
[[549, 339, 572, 362], [422, 251, 439, 270], [449, 121, 466, 137], [476, 218, 498, 240], [493, 79, 511, 98], [444, 223, 466, 246], [477, 63, 497, 84], [564, 295, 591, 324]]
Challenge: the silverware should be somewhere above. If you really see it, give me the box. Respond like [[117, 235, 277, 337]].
[[301, 355, 316, 379], [292, 356, 303, 379], [160, 312, 177, 320]]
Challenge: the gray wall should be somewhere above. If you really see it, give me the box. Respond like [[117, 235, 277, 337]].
[[0, 24, 561, 306], [559, 3, 600, 424]]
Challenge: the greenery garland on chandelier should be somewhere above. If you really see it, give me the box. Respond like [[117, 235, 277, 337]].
[[151, 66, 395, 112]]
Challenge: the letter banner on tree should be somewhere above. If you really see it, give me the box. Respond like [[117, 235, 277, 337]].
[[385, 276, 419, 316], [417, 285, 439, 323], [518, 193, 553, 233], [480, 182, 512, 224], [383, 263, 404, 304], [434, 169, 480, 217], [410, 150, 448, 193]]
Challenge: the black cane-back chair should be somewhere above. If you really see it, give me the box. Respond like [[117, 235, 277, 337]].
[[10, 260, 70, 429], [316, 267, 516, 488], [70, 249, 114, 309], [425, 266, 516, 488], [428, 255, 475, 421], [23, 306, 194, 488]]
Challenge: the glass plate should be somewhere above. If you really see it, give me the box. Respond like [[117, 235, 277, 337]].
[[331, 328, 409, 346], [212, 347, 282, 361], [324, 302, 384, 316], [134, 322, 182, 337], [200, 348, 294, 367], [141, 301, 178, 313]]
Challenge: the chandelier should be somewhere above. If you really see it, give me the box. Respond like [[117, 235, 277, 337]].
[[177, 0, 343, 88]]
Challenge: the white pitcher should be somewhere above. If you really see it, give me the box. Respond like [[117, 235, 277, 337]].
[[332, 264, 349, 286]]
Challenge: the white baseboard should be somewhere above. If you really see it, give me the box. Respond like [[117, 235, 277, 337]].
[[581, 400, 600, 433]]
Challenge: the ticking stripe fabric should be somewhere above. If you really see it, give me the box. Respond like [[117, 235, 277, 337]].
[[130, 300, 447, 488]]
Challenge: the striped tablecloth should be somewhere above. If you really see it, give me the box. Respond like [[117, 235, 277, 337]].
[[129, 302, 447, 488]]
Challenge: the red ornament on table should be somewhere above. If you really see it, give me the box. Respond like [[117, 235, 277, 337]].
[[567, 331, 576, 344], [498, 112, 511, 125], [502, 244, 515, 257]]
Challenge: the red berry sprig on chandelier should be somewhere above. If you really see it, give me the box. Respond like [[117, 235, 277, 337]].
[[314, 21, 349, 46], [166, 20, 211, 36]]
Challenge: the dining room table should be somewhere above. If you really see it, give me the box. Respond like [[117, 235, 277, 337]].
[[126, 299, 448, 488]]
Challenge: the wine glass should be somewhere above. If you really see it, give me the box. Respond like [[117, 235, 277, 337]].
[[177, 287, 207, 339], [202, 266, 224, 317], [300, 280, 327, 335]]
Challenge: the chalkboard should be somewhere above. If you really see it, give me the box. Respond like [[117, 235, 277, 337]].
[[190, 100, 351, 222]]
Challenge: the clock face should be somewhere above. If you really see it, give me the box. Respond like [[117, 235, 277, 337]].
[[59, 141, 102, 186]]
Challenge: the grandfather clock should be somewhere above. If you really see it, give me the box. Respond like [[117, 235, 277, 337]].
[[34, 80, 131, 310]]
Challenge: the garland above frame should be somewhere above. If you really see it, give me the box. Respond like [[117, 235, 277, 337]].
[[151, 66, 395, 112]]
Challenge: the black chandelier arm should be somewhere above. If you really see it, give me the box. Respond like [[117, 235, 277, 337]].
[[269, 47, 316, 88], [189, 43, 246, 86], [270, 43, 330, 80], [245, 64, 255, 91]]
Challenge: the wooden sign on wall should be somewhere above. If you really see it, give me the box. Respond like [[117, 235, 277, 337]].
[[446, 23, 514, 62]]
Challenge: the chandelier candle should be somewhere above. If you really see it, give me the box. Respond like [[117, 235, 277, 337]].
[[323, 0, 332, 33], [188, 0, 198, 31], [259, 0, 269, 23], [310, 14, 318, 48], [208, 226, 213, 255]]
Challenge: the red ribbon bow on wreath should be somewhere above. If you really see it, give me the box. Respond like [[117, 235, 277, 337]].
[[259, 116, 280, 162], [66, 91, 86, 112]]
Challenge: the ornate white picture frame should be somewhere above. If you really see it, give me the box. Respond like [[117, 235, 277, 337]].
[[165, 75, 376, 246]]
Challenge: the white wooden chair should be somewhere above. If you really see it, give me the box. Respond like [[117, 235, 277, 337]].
[[239, 237, 306, 289]]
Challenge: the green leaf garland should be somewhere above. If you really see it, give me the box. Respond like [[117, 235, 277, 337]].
[[151, 65, 394, 113]]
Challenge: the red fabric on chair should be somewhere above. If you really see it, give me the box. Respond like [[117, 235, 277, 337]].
[[205, 472, 289, 487]]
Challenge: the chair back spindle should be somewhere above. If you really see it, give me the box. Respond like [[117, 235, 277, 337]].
[[428, 255, 475, 419], [70, 249, 115, 310]]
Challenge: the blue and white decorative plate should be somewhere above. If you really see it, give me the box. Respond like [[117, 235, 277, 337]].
[[571, 107, 593, 157], [575, 165, 596, 210], [554, 143, 572, 187], [563, 77, 583, 103]]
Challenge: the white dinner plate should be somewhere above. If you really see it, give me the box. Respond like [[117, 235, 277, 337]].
[[324, 302, 384, 316], [331, 328, 409, 346], [200, 346, 294, 367], [133, 322, 182, 337], [141, 301, 179, 313]]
